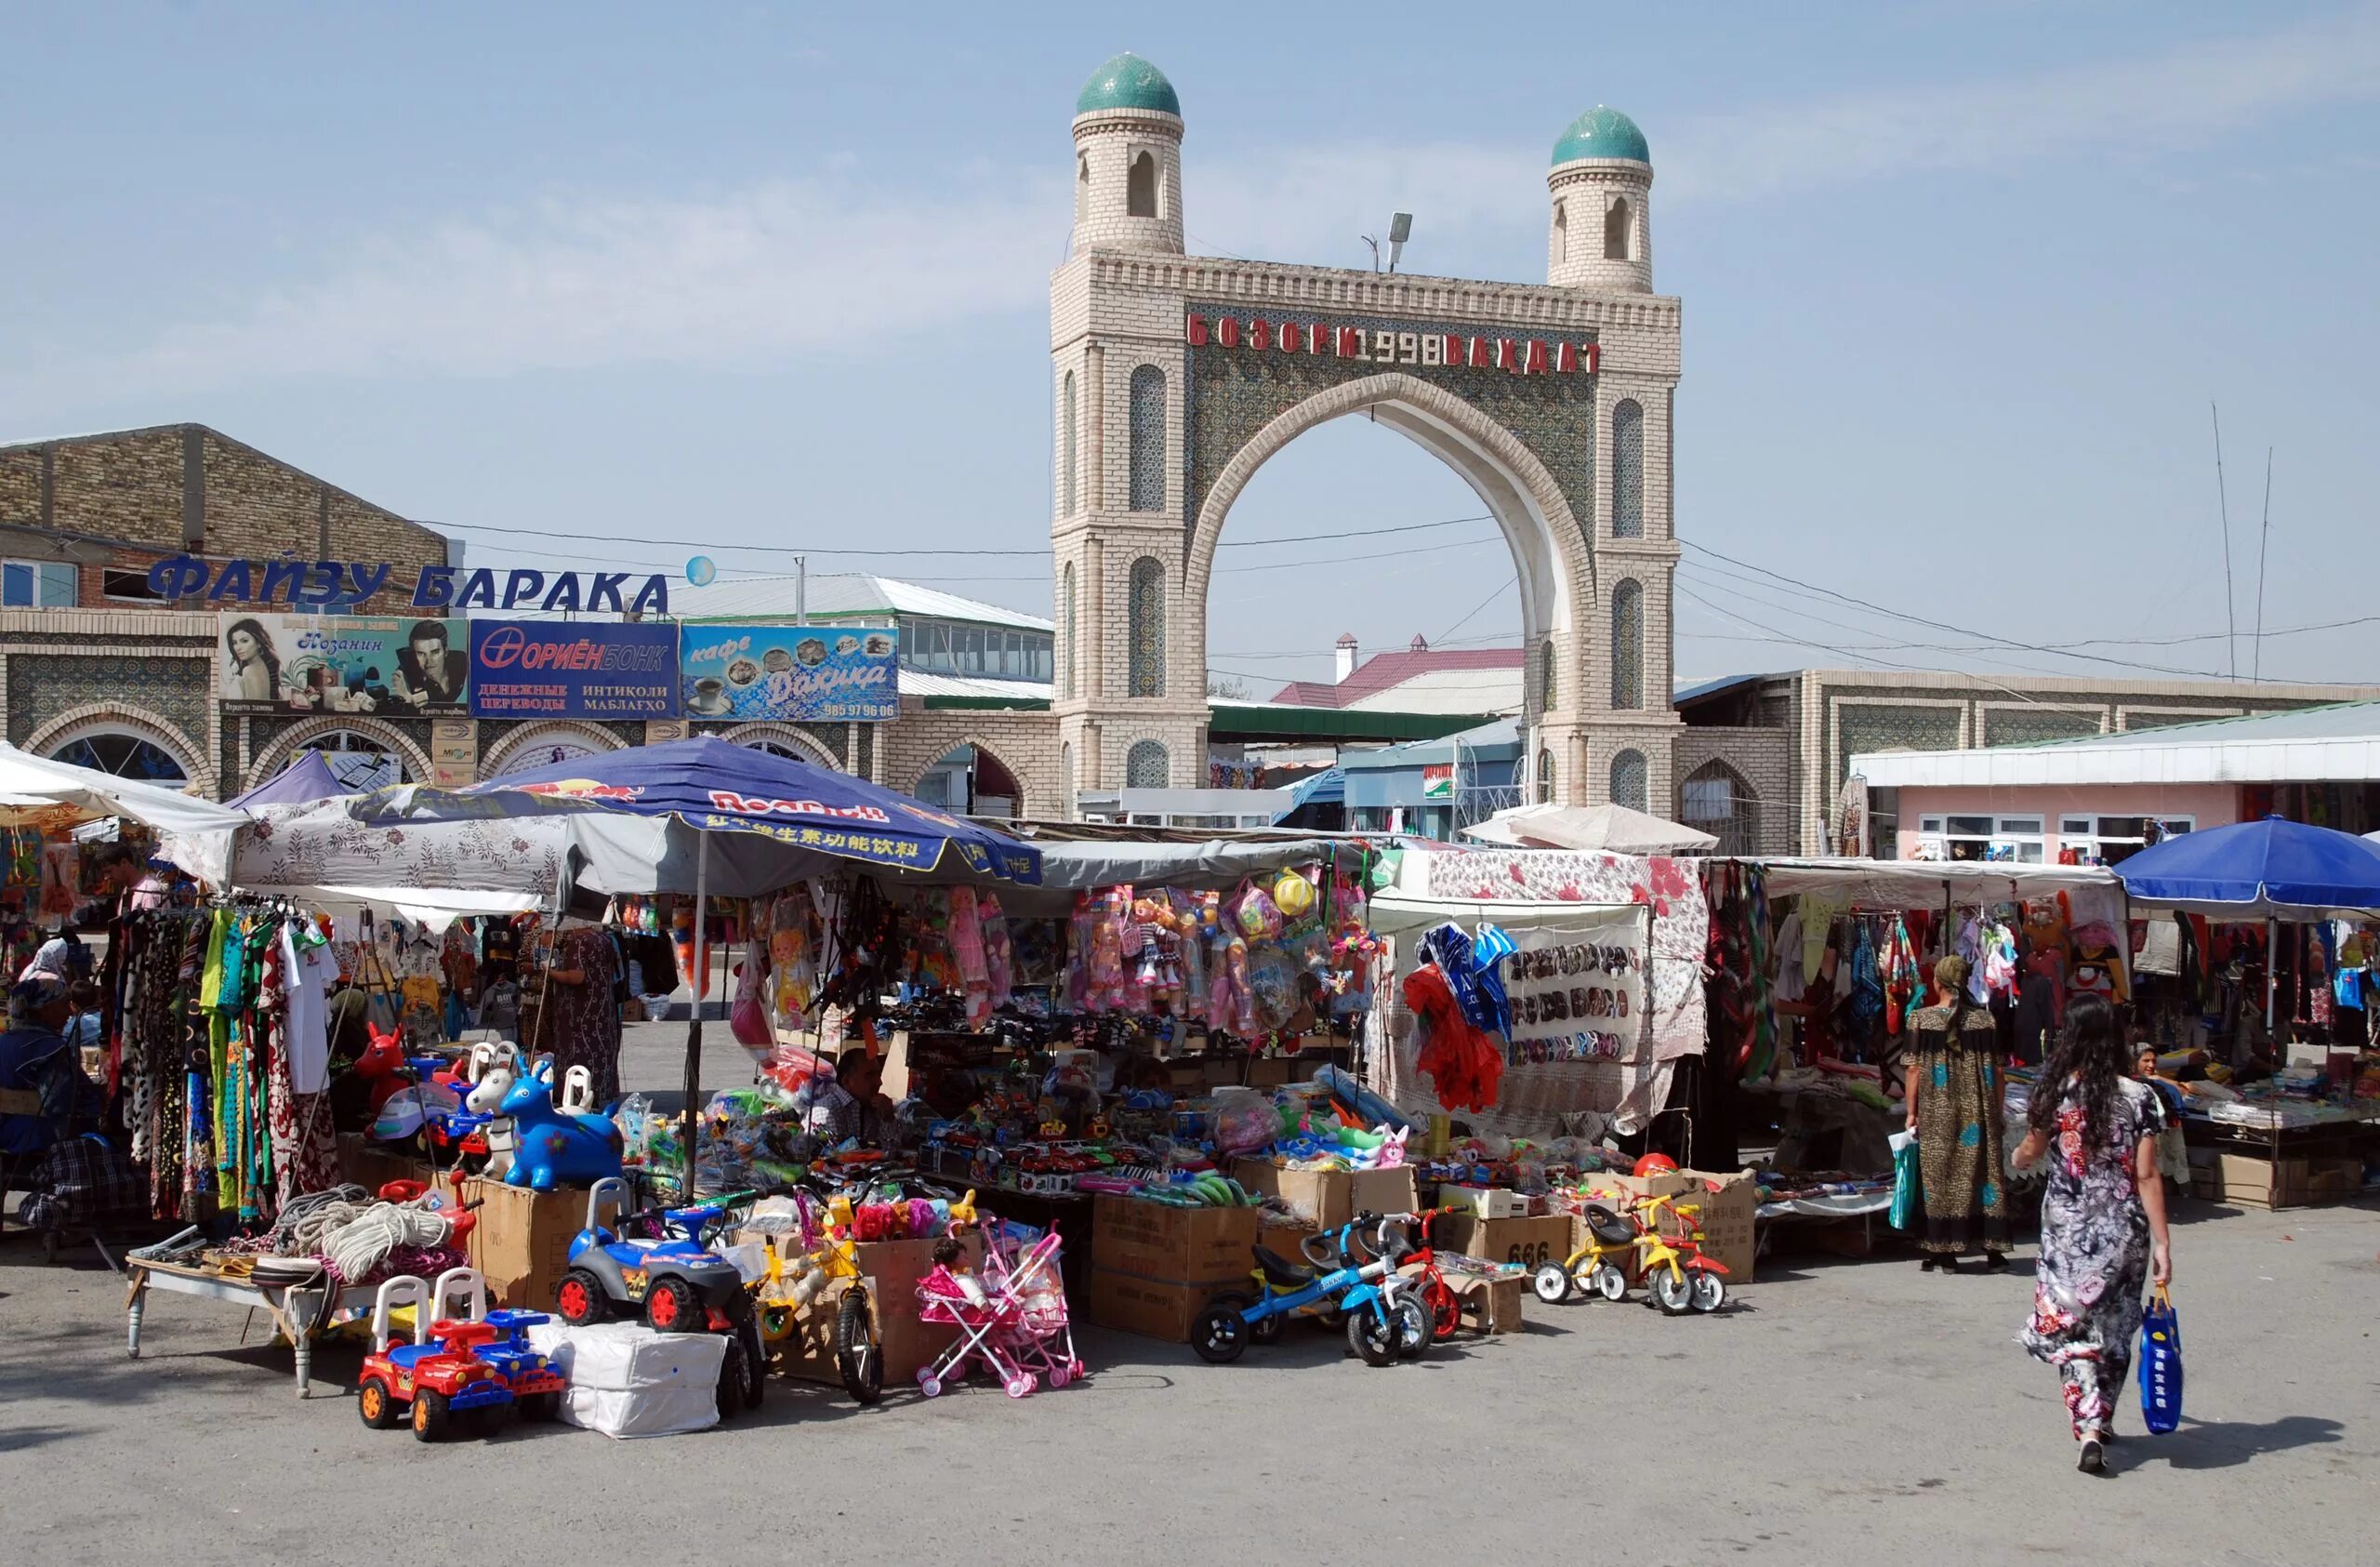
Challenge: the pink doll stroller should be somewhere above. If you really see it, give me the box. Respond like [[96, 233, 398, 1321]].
[[914, 1227, 1082, 1399]]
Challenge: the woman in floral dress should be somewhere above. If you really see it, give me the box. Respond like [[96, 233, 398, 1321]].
[[2015, 994, 2174, 1474], [1902, 955, 2010, 1271]]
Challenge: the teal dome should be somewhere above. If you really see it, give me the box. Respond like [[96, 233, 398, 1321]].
[[1551, 106, 1649, 166], [1077, 52, 1180, 116]]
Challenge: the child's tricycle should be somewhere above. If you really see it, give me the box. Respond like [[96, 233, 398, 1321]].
[[554, 1177, 767, 1412], [1191, 1211, 1434, 1366], [1530, 1201, 1640, 1305]]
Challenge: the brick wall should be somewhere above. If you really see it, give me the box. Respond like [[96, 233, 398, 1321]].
[[0, 425, 448, 614]]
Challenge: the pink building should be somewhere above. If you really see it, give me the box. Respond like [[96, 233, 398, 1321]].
[[1852, 703, 2380, 865]]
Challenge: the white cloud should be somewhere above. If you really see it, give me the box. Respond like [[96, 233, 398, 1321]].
[[1658, 6, 2380, 201], [7, 8, 2374, 413]]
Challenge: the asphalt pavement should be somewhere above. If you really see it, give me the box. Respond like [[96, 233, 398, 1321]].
[[2, 1032, 2373, 1565]]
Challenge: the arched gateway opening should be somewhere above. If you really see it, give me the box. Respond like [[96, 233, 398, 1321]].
[[1049, 54, 1682, 817]]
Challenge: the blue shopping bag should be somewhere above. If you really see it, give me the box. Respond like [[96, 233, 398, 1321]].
[[1887, 1128, 1920, 1230], [2138, 1285, 2183, 1434]]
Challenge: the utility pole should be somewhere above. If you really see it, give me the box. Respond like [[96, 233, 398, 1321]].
[[2254, 448, 2272, 684], [2211, 403, 2237, 680]]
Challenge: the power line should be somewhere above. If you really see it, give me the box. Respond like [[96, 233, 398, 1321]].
[[1674, 537, 2227, 681]]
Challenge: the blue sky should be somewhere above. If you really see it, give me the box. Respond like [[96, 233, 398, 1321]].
[[6, 2, 2376, 693]]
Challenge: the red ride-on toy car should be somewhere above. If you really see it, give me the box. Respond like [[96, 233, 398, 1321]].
[[356, 1270, 564, 1441]]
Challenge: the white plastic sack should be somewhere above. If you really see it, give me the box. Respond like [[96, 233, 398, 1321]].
[[525, 1320, 723, 1439]]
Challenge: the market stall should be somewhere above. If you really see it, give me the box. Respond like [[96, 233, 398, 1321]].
[[2112, 817, 2380, 1208], [1697, 856, 2130, 1250]]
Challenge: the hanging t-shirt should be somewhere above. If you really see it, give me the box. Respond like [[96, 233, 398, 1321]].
[[281, 920, 337, 1095]]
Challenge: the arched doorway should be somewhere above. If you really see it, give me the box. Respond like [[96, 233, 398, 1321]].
[[298, 727, 416, 792], [48, 728, 190, 785], [1679, 758, 1759, 855], [717, 723, 841, 771], [484, 722, 628, 778], [914, 743, 1025, 818]]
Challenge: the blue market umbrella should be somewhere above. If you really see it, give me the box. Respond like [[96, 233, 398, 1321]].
[[358, 737, 1041, 1191], [2112, 816, 2380, 920], [2115, 816, 2380, 1031]]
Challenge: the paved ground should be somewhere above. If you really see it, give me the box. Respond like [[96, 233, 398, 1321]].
[[4, 1029, 2373, 1564]]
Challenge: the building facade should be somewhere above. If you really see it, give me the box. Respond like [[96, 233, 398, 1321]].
[[1678, 669, 2380, 857]]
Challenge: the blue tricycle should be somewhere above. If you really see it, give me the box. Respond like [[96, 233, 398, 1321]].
[[1190, 1212, 1434, 1366]]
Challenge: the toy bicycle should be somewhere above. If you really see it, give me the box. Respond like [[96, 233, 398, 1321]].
[[555, 1177, 768, 1414], [1620, 1189, 1729, 1315], [1192, 1211, 1434, 1366], [1530, 1201, 1640, 1305], [748, 1189, 976, 1406]]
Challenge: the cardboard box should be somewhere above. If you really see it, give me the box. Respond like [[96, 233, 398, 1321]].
[[1092, 1194, 1260, 1284], [1088, 1272, 1226, 1342], [1580, 1167, 1758, 1284], [1438, 1213, 1572, 1270], [773, 1231, 981, 1389], [1439, 1184, 1524, 1219], [2191, 1150, 2358, 1209], [1235, 1159, 1351, 1229], [1088, 1195, 1261, 1341], [1435, 1269, 1527, 1334], [461, 1176, 587, 1308]]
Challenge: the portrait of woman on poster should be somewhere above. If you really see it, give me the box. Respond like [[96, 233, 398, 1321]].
[[223, 618, 283, 701]]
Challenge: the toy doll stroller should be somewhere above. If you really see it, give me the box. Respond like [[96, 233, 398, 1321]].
[[914, 1228, 1082, 1399]]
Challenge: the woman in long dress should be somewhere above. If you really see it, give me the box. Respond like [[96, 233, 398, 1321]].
[[535, 924, 623, 1104], [2015, 994, 2173, 1474], [1902, 954, 2011, 1271]]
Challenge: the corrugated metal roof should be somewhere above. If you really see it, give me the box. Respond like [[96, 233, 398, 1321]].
[[1853, 700, 2380, 788], [675, 573, 1051, 632], [897, 670, 1053, 701]]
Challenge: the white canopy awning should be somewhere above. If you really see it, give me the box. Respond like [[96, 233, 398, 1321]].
[[1712, 856, 2124, 911], [0, 741, 248, 883], [1460, 802, 1717, 854]]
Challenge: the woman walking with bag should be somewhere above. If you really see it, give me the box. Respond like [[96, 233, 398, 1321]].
[[1902, 954, 2011, 1271], [2014, 994, 2174, 1474]]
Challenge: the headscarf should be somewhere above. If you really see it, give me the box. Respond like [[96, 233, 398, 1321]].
[[1933, 953, 1972, 999], [8, 973, 69, 1025], [18, 938, 73, 985]]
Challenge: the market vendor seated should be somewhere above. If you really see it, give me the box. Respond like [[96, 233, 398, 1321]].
[[806, 1048, 905, 1149], [0, 975, 104, 1156]]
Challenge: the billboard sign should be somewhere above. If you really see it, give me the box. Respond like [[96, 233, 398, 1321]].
[[217, 613, 469, 713], [678, 625, 899, 723], [469, 620, 679, 719]]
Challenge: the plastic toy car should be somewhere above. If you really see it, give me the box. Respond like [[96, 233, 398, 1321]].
[[358, 1318, 537, 1441], [555, 1177, 766, 1412]]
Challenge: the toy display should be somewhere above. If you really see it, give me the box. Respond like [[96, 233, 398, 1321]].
[[470, 1056, 626, 1190], [1192, 1211, 1435, 1367], [356, 1268, 566, 1441], [913, 1222, 1081, 1399], [555, 1178, 766, 1413]]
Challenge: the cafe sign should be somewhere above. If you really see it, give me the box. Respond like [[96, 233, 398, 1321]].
[[1186, 312, 1597, 376]]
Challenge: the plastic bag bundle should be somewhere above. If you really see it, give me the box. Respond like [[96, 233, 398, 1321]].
[[1887, 1127, 1920, 1230], [1212, 1087, 1281, 1159]]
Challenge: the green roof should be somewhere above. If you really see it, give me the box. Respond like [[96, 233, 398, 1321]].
[[1206, 703, 1497, 744], [1552, 105, 1649, 166], [1077, 52, 1180, 116]]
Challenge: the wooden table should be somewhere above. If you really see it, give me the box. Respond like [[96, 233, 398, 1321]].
[[123, 1257, 376, 1398]]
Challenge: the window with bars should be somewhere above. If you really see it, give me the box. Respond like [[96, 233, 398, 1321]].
[[1536, 749, 1555, 804], [1611, 399, 1644, 538], [1610, 578, 1644, 710], [1125, 739, 1169, 789], [1679, 760, 1759, 855], [1128, 365, 1166, 512], [1610, 749, 1648, 811], [1128, 556, 1166, 697], [1539, 639, 1557, 712]]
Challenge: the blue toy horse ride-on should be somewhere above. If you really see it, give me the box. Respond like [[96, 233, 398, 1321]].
[[554, 1177, 767, 1414], [1191, 1210, 1435, 1367]]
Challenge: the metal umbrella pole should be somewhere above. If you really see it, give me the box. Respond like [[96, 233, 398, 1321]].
[[681, 830, 708, 1198]]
